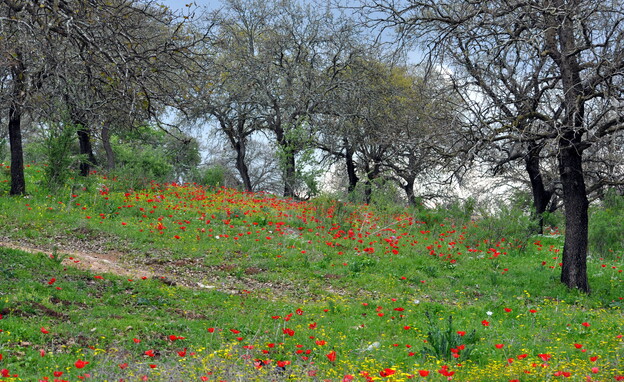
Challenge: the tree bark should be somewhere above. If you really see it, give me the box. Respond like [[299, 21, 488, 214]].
[[8, 101, 25, 196], [344, 140, 358, 193], [524, 143, 552, 234], [101, 124, 115, 170], [551, 0, 590, 292], [274, 126, 296, 198], [234, 140, 253, 192], [76, 124, 98, 177], [558, 132, 590, 293], [8, 55, 26, 196], [281, 144, 296, 198], [403, 177, 417, 207], [362, 160, 380, 205]]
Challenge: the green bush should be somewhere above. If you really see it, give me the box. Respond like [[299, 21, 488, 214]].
[[465, 200, 538, 250], [589, 190, 624, 258], [0, 138, 8, 163], [111, 140, 174, 189], [190, 165, 226, 187], [418, 198, 475, 230], [41, 124, 82, 193]]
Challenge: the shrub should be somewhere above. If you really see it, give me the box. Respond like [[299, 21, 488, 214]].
[[190, 165, 226, 188], [465, 200, 538, 250], [589, 190, 624, 258], [0, 138, 8, 163], [111, 141, 174, 189], [41, 124, 82, 192]]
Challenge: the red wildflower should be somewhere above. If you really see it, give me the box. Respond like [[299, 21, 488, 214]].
[[282, 328, 295, 336], [438, 366, 455, 377], [481, 320, 490, 326], [74, 359, 89, 369], [553, 370, 571, 377], [379, 368, 396, 377], [326, 350, 337, 362], [418, 370, 430, 377]]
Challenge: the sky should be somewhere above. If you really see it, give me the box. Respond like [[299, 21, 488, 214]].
[[156, 0, 423, 64]]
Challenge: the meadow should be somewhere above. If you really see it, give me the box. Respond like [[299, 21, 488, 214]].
[[0, 164, 622, 381]]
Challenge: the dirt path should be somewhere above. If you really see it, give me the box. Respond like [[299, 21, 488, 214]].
[[0, 237, 307, 297], [0, 240, 156, 279]]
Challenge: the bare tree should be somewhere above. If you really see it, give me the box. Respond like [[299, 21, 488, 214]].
[[360, 0, 624, 292], [317, 57, 460, 205], [0, 0, 207, 193], [195, 0, 363, 198], [192, 0, 273, 192]]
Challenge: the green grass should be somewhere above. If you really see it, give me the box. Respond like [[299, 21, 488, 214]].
[[0, 165, 622, 381]]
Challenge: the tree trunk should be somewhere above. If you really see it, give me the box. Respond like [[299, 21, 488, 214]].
[[101, 124, 115, 170], [362, 161, 380, 205], [281, 144, 296, 198], [8, 101, 25, 196], [344, 141, 358, 193], [525, 143, 552, 234], [8, 55, 26, 196], [558, 133, 590, 293], [76, 124, 98, 177], [234, 141, 253, 192], [362, 162, 372, 204], [275, 126, 296, 198], [548, 0, 590, 292], [403, 177, 417, 207]]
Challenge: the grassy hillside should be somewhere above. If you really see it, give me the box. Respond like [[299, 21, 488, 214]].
[[0, 165, 622, 381]]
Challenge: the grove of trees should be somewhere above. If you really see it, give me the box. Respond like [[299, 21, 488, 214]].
[[360, 0, 624, 292], [2, 0, 623, 293]]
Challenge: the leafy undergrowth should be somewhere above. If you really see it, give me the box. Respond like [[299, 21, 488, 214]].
[[0, 165, 623, 381]]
